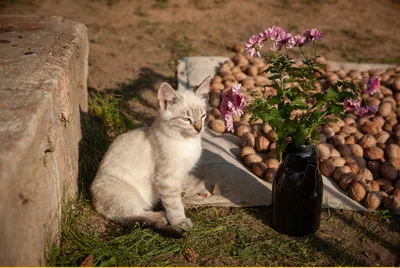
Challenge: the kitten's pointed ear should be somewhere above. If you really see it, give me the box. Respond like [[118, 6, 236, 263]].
[[194, 76, 211, 100], [158, 82, 179, 111]]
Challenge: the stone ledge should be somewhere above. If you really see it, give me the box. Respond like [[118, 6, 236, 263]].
[[0, 15, 88, 266]]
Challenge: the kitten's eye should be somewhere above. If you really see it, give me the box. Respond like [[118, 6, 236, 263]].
[[182, 117, 192, 122]]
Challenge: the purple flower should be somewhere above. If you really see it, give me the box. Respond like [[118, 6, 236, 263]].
[[245, 35, 263, 57], [303, 28, 324, 44], [343, 99, 360, 111], [224, 113, 234, 132], [293, 34, 307, 47], [365, 76, 380, 95], [273, 32, 296, 51], [356, 105, 378, 117], [259, 26, 286, 41], [220, 84, 246, 132]]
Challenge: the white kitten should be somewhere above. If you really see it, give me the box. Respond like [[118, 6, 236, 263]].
[[90, 77, 211, 235]]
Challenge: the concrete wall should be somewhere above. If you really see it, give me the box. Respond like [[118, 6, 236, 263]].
[[0, 15, 88, 266]]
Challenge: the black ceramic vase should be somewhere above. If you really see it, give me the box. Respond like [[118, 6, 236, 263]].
[[271, 143, 323, 237]]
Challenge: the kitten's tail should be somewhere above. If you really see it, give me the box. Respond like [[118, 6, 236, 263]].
[[115, 217, 185, 239]]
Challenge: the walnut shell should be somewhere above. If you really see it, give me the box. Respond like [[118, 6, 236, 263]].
[[209, 92, 221, 108], [244, 154, 262, 168], [240, 146, 256, 159], [358, 134, 376, 149], [316, 143, 331, 160], [264, 168, 277, 183], [375, 131, 390, 144], [382, 196, 400, 213], [333, 166, 351, 182], [255, 136, 270, 153], [355, 168, 373, 183], [319, 159, 336, 177], [336, 144, 352, 157], [319, 133, 327, 143], [372, 116, 385, 129], [362, 180, 380, 192], [322, 126, 335, 139], [380, 184, 394, 194], [252, 162, 268, 178], [209, 107, 222, 119], [341, 125, 357, 135], [380, 162, 398, 181], [349, 182, 366, 202], [379, 102, 392, 117], [339, 173, 355, 191], [261, 123, 272, 135], [395, 179, 400, 189], [240, 132, 255, 148], [385, 144, 400, 160], [211, 82, 224, 92], [360, 121, 379, 135], [326, 121, 341, 133], [209, 119, 225, 133], [345, 135, 355, 145], [364, 191, 383, 210], [265, 158, 280, 169], [375, 178, 393, 187], [331, 135, 345, 147], [348, 144, 363, 158], [364, 147, 384, 160], [266, 129, 276, 142], [330, 147, 341, 158], [235, 124, 251, 138], [330, 157, 346, 167], [393, 189, 400, 198]]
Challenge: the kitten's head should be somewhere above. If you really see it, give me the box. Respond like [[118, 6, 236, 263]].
[[157, 77, 211, 137]]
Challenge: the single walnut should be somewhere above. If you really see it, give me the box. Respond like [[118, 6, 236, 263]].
[[372, 116, 385, 129], [326, 121, 341, 133], [265, 158, 280, 169], [255, 136, 270, 153], [360, 121, 379, 135], [364, 191, 383, 210], [330, 147, 341, 158], [385, 144, 400, 160], [322, 126, 335, 139], [393, 189, 400, 198], [358, 134, 377, 149], [364, 147, 384, 160], [355, 168, 373, 183], [343, 117, 356, 126], [319, 159, 336, 177], [316, 143, 331, 160], [353, 132, 364, 143], [252, 162, 268, 178], [266, 129, 276, 142], [331, 135, 346, 147], [319, 133, 327, 143], [336, 144, 352, 157], [240, 146, 256, 159], [244, 154, 262, 168], [331, 157, 346, 167], [341, 125, 357, 135], [333, 166, 351, 182], [379, 102, 392, 117], [209, 119, 225, 133], [235, 124, 251, 138], [375, 131, 390, 144], [261, 123, 272, 135], [240, 132, 255, 148], [382, 196, 400, 213], [348, 144, 363, 158], [339, 173, 356, 191], [264, 168, 277, 183], [352, 156, 366, 169], [349, 182, 366, 202], [380, 162, 398, 181]]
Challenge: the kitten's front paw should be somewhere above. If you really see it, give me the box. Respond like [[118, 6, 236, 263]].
[[174, 218, 193, 230]]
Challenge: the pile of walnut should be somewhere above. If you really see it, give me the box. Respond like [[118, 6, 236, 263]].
[[207, 45, 400, 213]]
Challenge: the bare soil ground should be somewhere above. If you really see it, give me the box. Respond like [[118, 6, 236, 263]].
[[2, 0, 400, 266]]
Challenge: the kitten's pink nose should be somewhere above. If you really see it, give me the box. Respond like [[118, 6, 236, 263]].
[[194, 122, 202, 132]]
